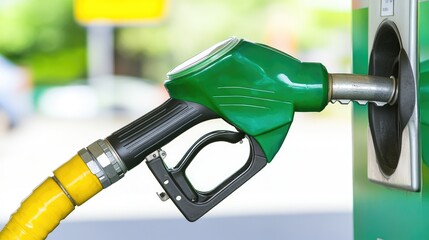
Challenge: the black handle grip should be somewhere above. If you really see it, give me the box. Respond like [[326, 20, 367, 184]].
[[146, 133, 267, 222], [107, 98, 218, 170]]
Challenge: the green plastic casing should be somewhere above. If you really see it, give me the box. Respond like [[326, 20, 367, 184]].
[[165, 37, 329, 162]]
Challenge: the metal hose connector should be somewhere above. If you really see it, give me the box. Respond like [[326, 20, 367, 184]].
[[79, 139, 128, 189]]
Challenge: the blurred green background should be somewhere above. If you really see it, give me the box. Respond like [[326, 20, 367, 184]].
[[0, 0, 350, 86]]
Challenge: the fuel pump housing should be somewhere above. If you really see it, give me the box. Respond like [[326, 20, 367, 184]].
[[352, 0, 429, 238]]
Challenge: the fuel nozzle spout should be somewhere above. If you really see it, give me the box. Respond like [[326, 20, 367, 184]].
[[329, 73, 397, 106]]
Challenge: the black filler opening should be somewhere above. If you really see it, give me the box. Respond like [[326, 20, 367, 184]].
[[368, 20, 415, 176]]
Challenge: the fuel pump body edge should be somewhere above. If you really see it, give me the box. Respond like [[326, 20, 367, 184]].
[[352, 1, 429, 238]]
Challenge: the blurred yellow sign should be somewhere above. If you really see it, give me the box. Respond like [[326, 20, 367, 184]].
[[74, 0, 166, 25]]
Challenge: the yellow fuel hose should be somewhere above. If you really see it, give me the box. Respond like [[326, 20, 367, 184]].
[[0, 154, 102, 240]]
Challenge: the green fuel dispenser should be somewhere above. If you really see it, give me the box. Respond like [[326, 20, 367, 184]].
[[352, 0, 429, 239]]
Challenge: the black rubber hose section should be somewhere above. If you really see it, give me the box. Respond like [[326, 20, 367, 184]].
[[107, 98, 219, 170]]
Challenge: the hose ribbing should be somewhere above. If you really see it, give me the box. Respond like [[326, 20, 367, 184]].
[[0, 155, 102, 240]]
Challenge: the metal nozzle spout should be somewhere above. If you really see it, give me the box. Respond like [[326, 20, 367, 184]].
[[329, 74, 397, 106]]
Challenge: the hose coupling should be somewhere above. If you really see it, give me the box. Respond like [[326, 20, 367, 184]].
[[79, 139, 127, 189]]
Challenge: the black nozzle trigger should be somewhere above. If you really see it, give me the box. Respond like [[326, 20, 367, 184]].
[[146, 130, 267, 222]]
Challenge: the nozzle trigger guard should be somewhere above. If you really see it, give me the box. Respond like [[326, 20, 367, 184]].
[[146, 130, 267, 222]]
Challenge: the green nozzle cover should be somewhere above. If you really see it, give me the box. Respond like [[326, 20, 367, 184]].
[[165, 37, 329, 161]]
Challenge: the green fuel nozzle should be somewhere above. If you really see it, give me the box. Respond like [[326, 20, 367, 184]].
[[106, 37, 397, 221], [165, 37, 329, 162]]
